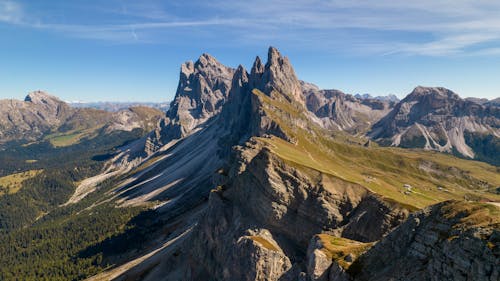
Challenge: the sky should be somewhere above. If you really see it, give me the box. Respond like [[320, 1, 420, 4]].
[[0, 0, 499, 102]]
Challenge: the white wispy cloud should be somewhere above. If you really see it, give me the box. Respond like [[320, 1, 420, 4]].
[[198, 0, 500, 56], [0, 0, 22, 24], [0, 1, 245, 43], [1, 0, 499, 56]]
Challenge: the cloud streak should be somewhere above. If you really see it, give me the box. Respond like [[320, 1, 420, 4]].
[[1, 0, 499, 56], [0, 0, 22, 23]]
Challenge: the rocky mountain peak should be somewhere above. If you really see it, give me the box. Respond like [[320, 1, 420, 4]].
[[170, 52, 235, 117], [233, 65, 249, 86], [251, 56, 264, 76], [369, 86, 499, 164], [407, 86, 461, 101], [195, 53, 220, 68], [145, 52, 236, 151], [265, 46, 282, 67], [253, 46, 305, 106], [24, 90, 63, 105]]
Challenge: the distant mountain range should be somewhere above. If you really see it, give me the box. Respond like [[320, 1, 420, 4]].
[[354, 93, 400, 102], [69, 101, 170, 112], [465, 97, 500, 107], [0, 91, 165, 146]]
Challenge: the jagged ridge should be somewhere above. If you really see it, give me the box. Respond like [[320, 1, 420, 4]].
[[88, 47, 500, 281]]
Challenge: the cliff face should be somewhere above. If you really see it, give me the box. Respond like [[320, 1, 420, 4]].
[[369, 86, 500, 164], [145, 54, 235, 152], [352, 201, 499, 281], [181, 143, 408, 281], [168, 53, 235, 128]]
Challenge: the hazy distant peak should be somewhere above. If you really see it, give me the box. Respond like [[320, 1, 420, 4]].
[[354, 93, 400, 102], [299, 80, 320, 93], [465, 97, 489, 105], [465, 97, 500, 107]]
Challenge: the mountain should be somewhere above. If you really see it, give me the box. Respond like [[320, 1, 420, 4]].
[[77, 48, 498, 281], [0, 91, 72, 143], [0, 48, 498, 281], [70, 101, 170, 112], [369, 86, 500, 165], [354, 93, 400, 103], [303, 82, 395, 133], [0, 91, 165, 146]]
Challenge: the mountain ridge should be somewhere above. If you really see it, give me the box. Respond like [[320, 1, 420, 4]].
[[369, 86, 499, 165], [0, 91, 165, 146], [82, 47, 499, 281]]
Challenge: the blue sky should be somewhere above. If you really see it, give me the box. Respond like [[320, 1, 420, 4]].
[[0, 0, 499, 102]]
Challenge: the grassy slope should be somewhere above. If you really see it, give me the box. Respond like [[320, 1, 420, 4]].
[[0, 169, 43, 196], [253, 89, 500, 210], [317, 234, 373, 270], [45, 126, 103, 147], [440, 200, 500, 229]]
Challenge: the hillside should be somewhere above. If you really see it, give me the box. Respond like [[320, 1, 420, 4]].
[[0, 91, 164, 146]]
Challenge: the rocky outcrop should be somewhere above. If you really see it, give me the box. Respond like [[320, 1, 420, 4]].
[[352, 201, 500, 281], [369, 86, 500, 164], [306, 235, 371, 281], [307, 237, 333, 281], [303, 83, 394, 133]]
